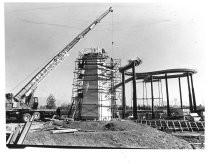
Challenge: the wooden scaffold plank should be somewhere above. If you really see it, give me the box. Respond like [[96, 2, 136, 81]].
[[17, 115, 35, 145]]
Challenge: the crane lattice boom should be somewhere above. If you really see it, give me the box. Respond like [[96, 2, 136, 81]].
[[14, 7, 113, 102]]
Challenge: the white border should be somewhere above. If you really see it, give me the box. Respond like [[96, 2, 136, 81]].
[[1, 1, 210, 164]]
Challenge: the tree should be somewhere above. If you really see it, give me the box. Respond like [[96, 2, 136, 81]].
[[46, 94, 56, 109]]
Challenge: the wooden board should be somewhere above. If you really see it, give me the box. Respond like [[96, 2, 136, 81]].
[[17, 115, 35, 145], [9, 125, 21, 144], [51, 129, 78, 134]]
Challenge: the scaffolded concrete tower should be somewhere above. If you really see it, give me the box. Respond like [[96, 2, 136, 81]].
[[72, 48, 121, 121]]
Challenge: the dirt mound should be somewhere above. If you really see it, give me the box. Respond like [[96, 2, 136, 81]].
[[104, 122, 119, 131], [24, 120, 192, 149], [103, 120, 146, 131], [62, 120, 149, 131], [62, 121, 105, 131]]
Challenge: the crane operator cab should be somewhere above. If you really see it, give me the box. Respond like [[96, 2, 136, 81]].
[[5, 93, 38, 110]]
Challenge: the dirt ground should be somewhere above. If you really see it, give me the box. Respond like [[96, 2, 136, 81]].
[[171, 131, 204, 149], [6, 120, 195, 149]]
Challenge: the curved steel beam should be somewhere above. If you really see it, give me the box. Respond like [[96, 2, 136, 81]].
[[112, 68, 197, 90], [125, 68, 196, 77], [119, 57, 142, 72]]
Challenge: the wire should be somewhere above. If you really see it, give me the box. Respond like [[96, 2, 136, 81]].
[[6, 4, 113, 14], [6, 5, 76, 14], [19, 18, 82, 30], [18, 17, 171, 33], [19, 18, 113, 32], [6, 4, 142, 14]]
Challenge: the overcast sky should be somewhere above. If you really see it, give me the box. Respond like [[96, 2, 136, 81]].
[[5, 3, 206, 106]]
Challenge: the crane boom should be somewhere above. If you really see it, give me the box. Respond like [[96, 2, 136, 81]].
[[14, 7, 113, 102]]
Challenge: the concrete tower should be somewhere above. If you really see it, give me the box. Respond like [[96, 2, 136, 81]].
[[72, 48, 121, 121]]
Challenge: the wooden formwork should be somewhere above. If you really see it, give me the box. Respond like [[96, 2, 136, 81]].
[[136, 119, 205, 132]]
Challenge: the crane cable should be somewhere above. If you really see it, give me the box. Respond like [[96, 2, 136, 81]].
[[111, 10, 114, 55]]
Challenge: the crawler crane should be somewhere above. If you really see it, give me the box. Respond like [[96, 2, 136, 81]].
[[6, 7, 113, 122]]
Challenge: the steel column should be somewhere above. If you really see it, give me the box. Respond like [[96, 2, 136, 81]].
[[151, 75, 155, 119], [142, 81, 145, 107], [190, 74, 197, 111], [187, 73, 193, 112], [165, 74, 171, 117], [178, 77, 183, 109], [132, 62, 138, 120], [145, 82, 149, 106], [122, 71, 126, 119]]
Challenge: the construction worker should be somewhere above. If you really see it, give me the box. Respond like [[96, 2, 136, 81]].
[[56, 107, 61, 118]]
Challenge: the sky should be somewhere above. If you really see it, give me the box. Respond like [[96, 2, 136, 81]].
[[4, 3, 207, 106]]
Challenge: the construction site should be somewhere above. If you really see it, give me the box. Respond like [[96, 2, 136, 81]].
[[5, 4, 205, 149]]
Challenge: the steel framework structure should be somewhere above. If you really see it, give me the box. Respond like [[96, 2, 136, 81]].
[[112, 68, 198, 120]]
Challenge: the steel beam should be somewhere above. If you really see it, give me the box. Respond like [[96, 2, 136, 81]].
[[119, 58, 142, 73], [151, 75, 155, 119], [187, 73, 193, 112], [132, 62, 137, 120], [112, 73, 194, 91], [178, 77, 183, 109], [190, 74, 197, 111], [125, 68, 197, 77], [143, 81, 145, 106], [165, 74, 171, 117], [122, 71, 126, 119]]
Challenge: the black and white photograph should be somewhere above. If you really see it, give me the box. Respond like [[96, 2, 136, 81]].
[[2, 1, 209, 156]]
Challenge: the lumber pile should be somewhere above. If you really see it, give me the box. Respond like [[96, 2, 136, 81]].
[[36, 119, 96, 134]]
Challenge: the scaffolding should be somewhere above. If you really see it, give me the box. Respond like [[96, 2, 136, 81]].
[[71, 48, 121, 121]]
